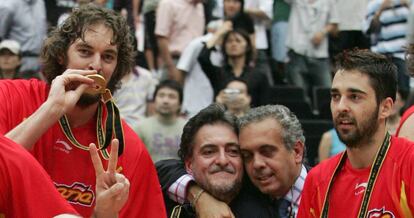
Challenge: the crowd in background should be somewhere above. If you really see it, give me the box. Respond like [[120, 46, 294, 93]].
[[2, 0, 414, 165]]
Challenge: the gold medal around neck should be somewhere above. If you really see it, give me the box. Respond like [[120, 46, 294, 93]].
[[85, 74, 106, 95]]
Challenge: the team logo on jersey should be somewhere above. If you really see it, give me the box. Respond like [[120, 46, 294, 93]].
[[367, 207, 395, 218], [354, 182, 367, 195], [55, 182, 95, 207]]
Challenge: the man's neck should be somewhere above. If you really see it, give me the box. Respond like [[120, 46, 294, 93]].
[[66, 103, 99, 128], [346, 126, 387, 169], [1, 70, 16, 79], [273, 163, 302, 199], [155, 113, 178, 124]]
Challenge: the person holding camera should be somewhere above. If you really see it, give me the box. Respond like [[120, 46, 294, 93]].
[[216, 79, 251, 117], [198, 23, 269, 107]]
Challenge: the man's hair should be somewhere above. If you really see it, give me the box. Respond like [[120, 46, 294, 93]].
[[222, 29, 253, 66], [178, 103, 239, 161], [238, 105, 305, 151], [335, 49, 397, 103], [153, 79, 184, 104], [41, 4, 135, 92]]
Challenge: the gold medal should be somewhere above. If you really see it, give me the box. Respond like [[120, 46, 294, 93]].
[[85, 74, 106, 95]]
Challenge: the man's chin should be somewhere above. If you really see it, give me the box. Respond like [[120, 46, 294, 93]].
[[77, 93, 101, 108]]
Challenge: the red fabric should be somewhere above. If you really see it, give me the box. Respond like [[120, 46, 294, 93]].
[[298, 136, 414, 218], [395, 105, 414, 136], [0, 79, 167, 217], [0, 135, 78, 217]]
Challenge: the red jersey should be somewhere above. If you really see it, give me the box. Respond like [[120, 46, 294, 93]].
[[395, 105, 414, 136], [0, 79, 167, 217], [298, 136, 414, 218], [0, 135, 78, 217]]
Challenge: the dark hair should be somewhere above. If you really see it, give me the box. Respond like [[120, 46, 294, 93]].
[[41, 4, 135, 92], [222, 29, 253, 66], [178, 103, 239, 161], [334, 49, 397, 103], [223, 0, 245, 18], [153, 79, 184, 104]]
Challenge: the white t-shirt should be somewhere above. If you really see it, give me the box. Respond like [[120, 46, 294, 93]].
[[177, 33, 223, 118]]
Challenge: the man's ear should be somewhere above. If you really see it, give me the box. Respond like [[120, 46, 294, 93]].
[[292, 141, 305, 164], [185, 158, 193, 175], [57, 55, 64, 65], [379, 97, 394, 120]]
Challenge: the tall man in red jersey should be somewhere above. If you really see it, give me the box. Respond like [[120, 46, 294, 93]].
[[297, 50, 414, 217], [0, 4, 166, 218]]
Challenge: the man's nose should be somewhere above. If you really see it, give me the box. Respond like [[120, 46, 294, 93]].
[[88, 54, 103, 73], [215, 150, 230, 167]]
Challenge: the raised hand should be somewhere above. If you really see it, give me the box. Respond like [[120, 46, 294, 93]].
[[89, 139, 130, 218], [46, 69, 96, 117]]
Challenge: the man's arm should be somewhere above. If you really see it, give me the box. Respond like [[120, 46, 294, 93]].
[[132, 0, 141, 26], [155, 159, 234, 218], [5, 70, 95, 149], [244, 0, 273, 21], [156, 36, 183, 83], [311, 23, 338, 47]]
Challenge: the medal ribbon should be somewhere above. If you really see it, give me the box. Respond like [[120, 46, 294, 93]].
[[59, 89, 125, 159], [320, 132, 391, 218]]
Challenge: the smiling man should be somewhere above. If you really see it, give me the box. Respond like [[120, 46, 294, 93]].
[[298, 50, 414, 217], [156, 104, 275, 218], [0, 4, 165, 218]]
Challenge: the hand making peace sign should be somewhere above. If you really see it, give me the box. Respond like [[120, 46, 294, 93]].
[[89, 139, 130, 218]]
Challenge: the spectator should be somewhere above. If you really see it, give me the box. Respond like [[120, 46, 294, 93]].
[[113, 66, 158, 128], [270, 0, 290, 84], [363, 0, 411, 91], [0, 0, 47, 74], [0, 40, 22, 79], [0, 5, 166, 217], [135, 80, 187, 162], [216, 79, 251, 117], [244, 0, 273, 85], [318, 128, 346, 162], [285, 0, 338, 102], [395, 44, 414, 140], [155, 0, 205, 82], [177, 0, 254, 118], [198, 26, 270, 107], [329, 0, 370, 62], [142, 0, 162, 73]]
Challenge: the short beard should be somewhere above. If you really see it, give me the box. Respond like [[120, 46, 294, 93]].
[[194, 172, 242, 203], [77, 93, 101, 108], [335, 107, 379, 148]]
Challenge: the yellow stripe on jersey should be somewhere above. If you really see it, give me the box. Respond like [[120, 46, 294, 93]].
[[400, 181, 413, 218]]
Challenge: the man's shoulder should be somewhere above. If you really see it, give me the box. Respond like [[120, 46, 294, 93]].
[[307, 154, 343, 182], [389, 136, 414, 163], [0, 79, 47, 100]]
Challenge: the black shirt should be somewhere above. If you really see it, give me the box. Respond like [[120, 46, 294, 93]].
[[198, 45, 269, 107]]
